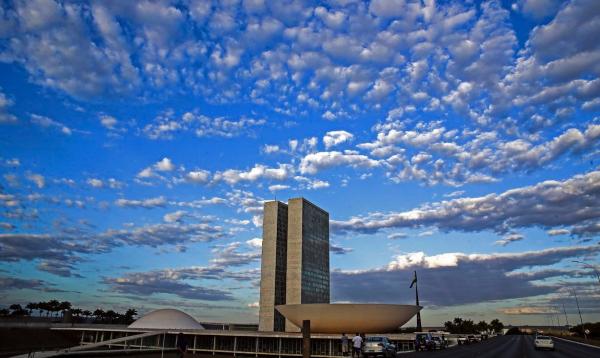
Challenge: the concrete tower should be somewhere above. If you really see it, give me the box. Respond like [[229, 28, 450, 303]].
[[258, 201, 288, 332], [258, 198, 329, 332]]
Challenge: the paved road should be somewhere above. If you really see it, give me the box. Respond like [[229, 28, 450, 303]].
[[397, 335, 599, 358]]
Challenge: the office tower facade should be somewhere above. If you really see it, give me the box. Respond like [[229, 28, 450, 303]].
[[258, 201, 288, 332], [258, 198, 330, 332]]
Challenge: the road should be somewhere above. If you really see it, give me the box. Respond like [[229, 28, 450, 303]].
[[397, 335, 599, 358]]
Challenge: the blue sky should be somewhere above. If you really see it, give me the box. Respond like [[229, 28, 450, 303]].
[[0, 0, 599, 327]]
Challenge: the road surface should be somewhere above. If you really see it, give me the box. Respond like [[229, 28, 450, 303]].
[[397, 335, 599, 357]]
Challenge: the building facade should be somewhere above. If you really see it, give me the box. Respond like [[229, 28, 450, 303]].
[[258, 198, 330, 332], [258, 201, 289, 332]]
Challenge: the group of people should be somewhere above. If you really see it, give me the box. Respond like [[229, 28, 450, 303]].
[[340, 333, 365, 357]]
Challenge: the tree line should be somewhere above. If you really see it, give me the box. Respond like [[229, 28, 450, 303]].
[[444, 317, 505, 334], [0, 300, 138, 324]]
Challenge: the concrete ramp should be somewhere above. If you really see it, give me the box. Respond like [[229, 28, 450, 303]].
[[11, 330, 166, 358]]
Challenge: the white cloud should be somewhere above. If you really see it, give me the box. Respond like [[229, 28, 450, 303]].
[[0, 89, 17, 124], [308, 179, 330, 189], [26, 173, 45, 188], [323, 130, 354, 149], [388, 232, 408, 240], [494, 233, 525, 246], [154, 157, 175, 172], [262, 144, 280, 154], [500, 306, 559, 315], [137, 167, 154, 178], [143, 111, 266, 140], [115, 196, 167, 208], [246, 238, 262, 249], [137, 157, 177, 180], [268, 184, 289, 192], [214, 164, 294, 185], [107, 178, 124, 189], [332, 170, 600, 237], [519, 0, 562, 20], [30, 114, 72, 135], [300, 151, 381, 175], [186, 170, 211, 184], [87, 178, 104, 188], [322, 111, 336, 120], [100, 115, 117, 129], [163, 210, 187, 223]]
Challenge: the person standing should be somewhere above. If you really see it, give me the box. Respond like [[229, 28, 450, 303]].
[[177, 332, 188, 358], [341, 333, 349, 356], [352, 333, 362, 358]]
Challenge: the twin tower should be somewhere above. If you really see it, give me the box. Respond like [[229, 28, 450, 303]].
[[258, 198, 330, 332]]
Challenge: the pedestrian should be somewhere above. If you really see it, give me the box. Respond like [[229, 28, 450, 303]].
[[352, 333, 362, 358], [177, 332, 188, 358], [341, 333, 349, 356]]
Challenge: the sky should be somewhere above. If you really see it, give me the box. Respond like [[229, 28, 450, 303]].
[[0, 0, 599, 327]]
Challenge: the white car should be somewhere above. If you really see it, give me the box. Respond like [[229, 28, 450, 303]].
[[363, 336, 396, 358], [534, 335, 554, 351]]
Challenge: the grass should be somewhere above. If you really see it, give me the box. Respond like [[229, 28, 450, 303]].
[[549, 332, 600, 347]]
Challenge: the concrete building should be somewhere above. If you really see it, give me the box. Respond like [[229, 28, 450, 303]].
[[259, 198, 330, 332], [258, 201, 289, 332]]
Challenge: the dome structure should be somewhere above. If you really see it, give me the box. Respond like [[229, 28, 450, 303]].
[[128, 309, 204, 330], [276, 304, 421, 333]]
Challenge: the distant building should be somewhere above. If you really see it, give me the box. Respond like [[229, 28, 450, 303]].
[[258, 198, 330, 332]]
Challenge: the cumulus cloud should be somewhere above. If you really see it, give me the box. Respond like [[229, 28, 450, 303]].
[[137, 157, 177, 180], [101, 259, 262, 301], [494, 233, 524, 246], [0, 0, 537, 130], [547, 229, 570, 236], [262, 144, 280, 154], [246, 238, 262, 249], [102, 272, 233, 301], [115, 196, 167, 208], [330, 243, 352, 255], [86, 178, 103, 188], [26, 173, 45, 188], [268, 184, 289, 192], [300, 151, 381, 175], [0, 276, 40, 290], [214, 163, 294, 185], [332, 244, 600, 306], [500, 306, 560, 315], [0, 89, 18, 124], [0, 219, 228, 277], [37, 259, 82, 278], [100, 115, 117, 129], [323, 130, 354, 149], [154, 157, 175, 172], [332, 170, 600, 236], [186, 170, 211, 184], [163, 210, 187, 223], [143, 110, 266, 140], [210, 242, 261, 268], [30, 114, 73, 135], [387, 232, 408, 240], [0, 276, 61, 292]]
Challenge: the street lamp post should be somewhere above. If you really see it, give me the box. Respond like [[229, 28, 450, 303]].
[[572, 289, 587, 341]]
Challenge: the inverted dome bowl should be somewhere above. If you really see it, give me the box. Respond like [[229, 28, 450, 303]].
[[275, 304, 421, 333]]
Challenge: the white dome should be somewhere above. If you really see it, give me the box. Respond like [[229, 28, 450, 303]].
[[128, 309, 204, 330]]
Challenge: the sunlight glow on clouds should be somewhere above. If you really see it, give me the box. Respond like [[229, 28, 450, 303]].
[[0, 0, 599, 325]]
